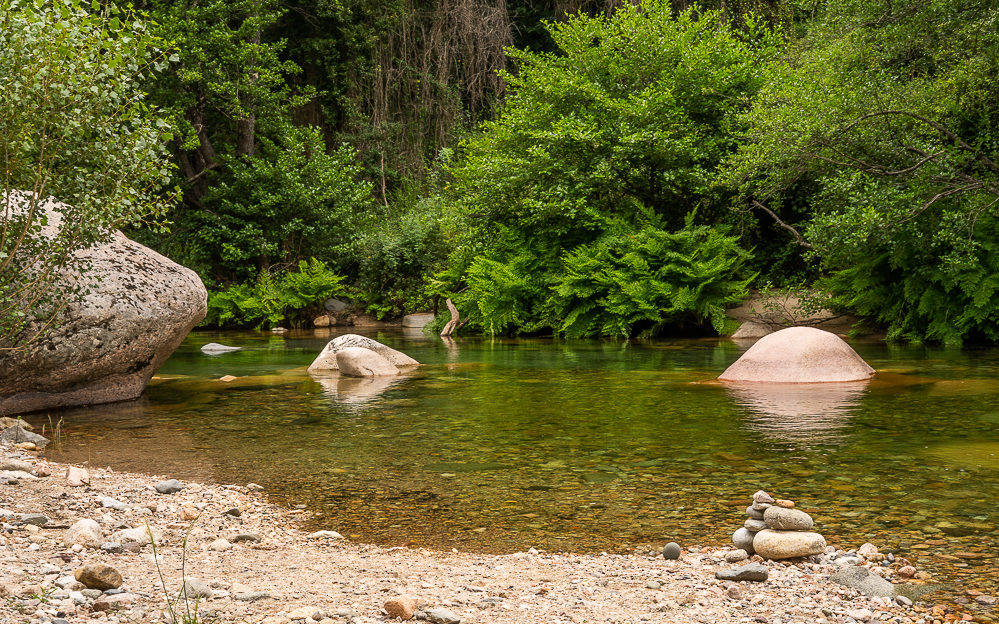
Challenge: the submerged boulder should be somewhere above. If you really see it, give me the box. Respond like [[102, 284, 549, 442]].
[[718, 327, 874, 383], [308, 333, 418, 372], [0, 200, 207, 414], [336, 347, 399, 377]]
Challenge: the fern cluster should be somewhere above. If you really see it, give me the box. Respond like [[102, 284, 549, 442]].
[[551, 219, 753, 338], [206, 258, 345, 329]]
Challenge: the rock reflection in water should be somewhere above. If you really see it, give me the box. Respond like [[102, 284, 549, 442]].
[[725, 381, 869, 445], [310, 372, 404, 405]]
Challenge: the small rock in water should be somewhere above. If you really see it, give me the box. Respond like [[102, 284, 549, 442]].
[[857, 542, 879, 557], [897, 565, 916, 578], [715, 563, 769, 583], [201, 343, 241, 353], [246, 482, 264, 491], [154, 479, 183, 494], [662, 542, 682, 560], [65, 466, 90, 487], [218, 375, 238, 382], [725, 549, 749, 563], [775, 499, 795, 508], [75, 564, 123, 590], [426, 607, 461, 624], [384, 596, 417, 620]]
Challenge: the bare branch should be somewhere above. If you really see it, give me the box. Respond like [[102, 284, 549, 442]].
[[751, 200, 814, 249]]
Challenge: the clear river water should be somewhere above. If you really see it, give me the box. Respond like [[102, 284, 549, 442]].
[[32, 328, 999, 609]]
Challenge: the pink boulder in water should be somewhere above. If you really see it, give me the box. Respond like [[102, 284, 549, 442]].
[[719, 327, 874, 383]]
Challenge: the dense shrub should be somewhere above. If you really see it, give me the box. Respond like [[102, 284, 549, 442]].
[[205, 258, 345, 328]]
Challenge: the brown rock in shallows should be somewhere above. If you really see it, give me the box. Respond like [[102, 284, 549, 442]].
[[75, 563, 123, 590], [718, 327, 875, 383], [385, 596, 417, 620]]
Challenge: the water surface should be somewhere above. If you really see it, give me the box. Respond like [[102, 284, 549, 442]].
[[35, 329, 999, 608]]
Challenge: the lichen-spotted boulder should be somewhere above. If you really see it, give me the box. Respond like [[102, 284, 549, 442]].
[[308, 333, 418, 372], [0, 203, 206, 414], [719, 327, 874, 383]]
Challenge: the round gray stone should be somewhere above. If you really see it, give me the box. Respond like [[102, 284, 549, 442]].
[[746, 505, 764, 520], [744, 518, 768, 532], [732, 528, 756, 554], [662, 542, 682, 560]]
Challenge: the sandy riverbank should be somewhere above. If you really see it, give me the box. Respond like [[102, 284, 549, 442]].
[[0, 439, 973, 624]]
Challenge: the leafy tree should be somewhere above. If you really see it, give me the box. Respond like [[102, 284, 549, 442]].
[[0, 0, 175, 350], [726, 0, 999, 343], [439, 2, 777, 334]]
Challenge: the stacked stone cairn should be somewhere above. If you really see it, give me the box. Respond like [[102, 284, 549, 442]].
[[732, 490, 826, 559]]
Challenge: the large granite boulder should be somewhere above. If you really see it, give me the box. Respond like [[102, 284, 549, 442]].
[[719, 327, 874, 383], [336, 347, 399, 377], [308, 333, 418, 372], [0, 202, 207, 414]]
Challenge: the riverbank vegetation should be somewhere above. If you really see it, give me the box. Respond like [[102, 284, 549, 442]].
[[4, 0, 997, 343]]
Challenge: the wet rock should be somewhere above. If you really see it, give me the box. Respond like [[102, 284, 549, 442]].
[[830, 565, 895, 598], [763, 506, 814, 531], [74, 564, 123, 590], [732, 528, 756, 554], [65, 466, 90, 487], [385, 596, 417, 620], [426, 607, 461, 624], [201, 343, 241, 354], [715, 563, 769, 582], [154, 479, 183, 494], [662, 542, 681, 560], [64, 519, 102, 548], [725, 549, 749, 563], [336, 347, 399, 377], [753, 530, 826, 559]]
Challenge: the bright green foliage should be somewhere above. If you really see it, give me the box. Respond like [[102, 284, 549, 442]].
[[206, 258, 345, 328], [172, 126, 373, 282], [452, 2, 782, 238], [439, 3, 773, 335], [551, 219, 753, 338], [725, 1, 999, 343], [0, 0, 175, 348]]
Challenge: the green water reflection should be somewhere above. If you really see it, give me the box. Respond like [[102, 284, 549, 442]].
[[36, 330, 999, 602]]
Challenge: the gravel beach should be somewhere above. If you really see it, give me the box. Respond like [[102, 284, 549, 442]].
[[0, 440, 975, 624]]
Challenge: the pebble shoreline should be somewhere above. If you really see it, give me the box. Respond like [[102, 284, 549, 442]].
[[0, 441, 977, 624]]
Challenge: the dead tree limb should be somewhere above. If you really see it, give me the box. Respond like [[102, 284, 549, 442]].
[[440, 298, 461, 337], [751, 200, 814, 249]]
